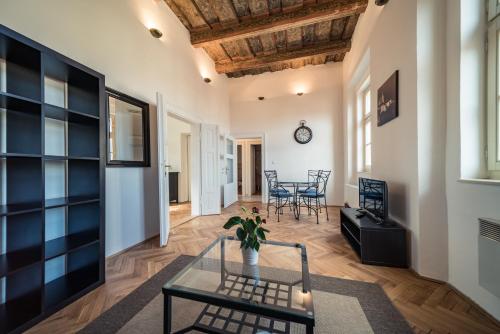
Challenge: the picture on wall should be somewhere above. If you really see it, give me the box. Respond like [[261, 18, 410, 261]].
[[377, 70, 399, 126]]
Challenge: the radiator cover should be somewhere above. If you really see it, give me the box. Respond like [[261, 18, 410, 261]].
[[478, 218, 500, 298]]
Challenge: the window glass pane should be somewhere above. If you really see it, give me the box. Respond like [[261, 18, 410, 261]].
[[108, 96, 144, 161], [226, 138, 233, 155], [364, 90, 371, 116], [497, 30, 500, 160], [365, 143, 372, 167], [365, 119, 372, 146], [226, 158, 233, 184]]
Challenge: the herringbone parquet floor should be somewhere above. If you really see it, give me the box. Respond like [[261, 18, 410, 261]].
[[26, 203, 500, 334]]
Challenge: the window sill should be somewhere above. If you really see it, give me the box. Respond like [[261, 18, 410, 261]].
[[458, 178, 500, 186]]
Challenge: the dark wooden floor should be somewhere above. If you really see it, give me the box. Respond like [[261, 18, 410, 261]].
[[27, 203, 500, 334]]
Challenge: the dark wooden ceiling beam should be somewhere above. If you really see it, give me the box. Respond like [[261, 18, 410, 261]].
[[216, 39, 351, 73], [191, 0, 367, 47]]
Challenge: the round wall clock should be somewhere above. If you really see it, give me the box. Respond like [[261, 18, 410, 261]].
[[294, 121, 313, 144]]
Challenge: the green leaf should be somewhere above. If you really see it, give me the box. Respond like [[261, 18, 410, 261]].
[[241, 219, 255, 233], [236, 227, 246, 241], [256, 216, 262, 224], [223, 217, 241, 230], [254, 241, 260, 252], [256, 228, 266, 240], [261, 228, 270, 233]]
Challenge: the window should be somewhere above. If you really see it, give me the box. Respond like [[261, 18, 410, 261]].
[[357, 79, 371, 173], [487, 0, 500, 173]]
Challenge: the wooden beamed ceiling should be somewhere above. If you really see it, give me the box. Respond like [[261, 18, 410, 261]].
[[163, 0, 367, 77]]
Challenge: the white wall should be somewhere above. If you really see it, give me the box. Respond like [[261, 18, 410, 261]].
[[229, 64, 344, 206], [0, 0, 230, 256], [343, 0, 421, 272], [416, 0, 449, 283], [446, 0, 500, 320]]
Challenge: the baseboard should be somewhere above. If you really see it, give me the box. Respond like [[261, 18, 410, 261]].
[[409, 269, 500, 325]]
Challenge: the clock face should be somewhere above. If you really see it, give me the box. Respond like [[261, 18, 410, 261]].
[[294, 125, 312, 144]]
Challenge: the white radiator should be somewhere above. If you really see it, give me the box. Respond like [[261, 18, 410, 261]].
[[478, 218, 500, 298]]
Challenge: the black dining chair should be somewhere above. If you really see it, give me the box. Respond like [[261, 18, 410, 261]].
[[264, 170, 293, 222], [298, 170, 331, 224]]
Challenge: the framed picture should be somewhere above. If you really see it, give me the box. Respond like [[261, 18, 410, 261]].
[[106, 88, 151, 167], [377, 70, 399, 126]]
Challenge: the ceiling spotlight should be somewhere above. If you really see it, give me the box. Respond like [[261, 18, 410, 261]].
[[258, 96, 265, 101], [203, 78, 212, 83], [297, 92, 304, 96], [149, 28, 163, 38]]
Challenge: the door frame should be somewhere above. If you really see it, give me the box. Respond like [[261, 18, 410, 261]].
[[223, 135, 237, 208], [166, 112, 202, 217], [232, 133, 266, 203], [157, 98, 203, 246]]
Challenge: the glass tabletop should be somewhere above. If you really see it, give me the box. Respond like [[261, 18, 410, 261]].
[[163, 236, 314, 320], [278, 181, 316, 187]]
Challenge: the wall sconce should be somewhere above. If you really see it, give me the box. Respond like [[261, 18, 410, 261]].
[[203, 77, 212, 83], [297, 92, 304, 96], [258, 96, 265, 101], [149, 28, 163, 38]]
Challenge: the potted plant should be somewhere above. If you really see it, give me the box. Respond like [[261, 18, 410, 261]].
[[223, 206, 270, 265]]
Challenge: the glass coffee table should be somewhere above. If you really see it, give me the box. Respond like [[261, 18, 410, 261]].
[[163, 236, 315, 334]]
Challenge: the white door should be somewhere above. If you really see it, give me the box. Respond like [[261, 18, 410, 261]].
[[201, 124, 220, 215], [223, 136, 237, 208], [157, 92, 170, 247]]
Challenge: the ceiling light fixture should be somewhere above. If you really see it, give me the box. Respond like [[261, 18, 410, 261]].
[[258, 96, 265, 101], [149, 28, 163, 38], [204, 77, 212, 83], [375, 0, 389, 6], [297, 92, 304, 96]]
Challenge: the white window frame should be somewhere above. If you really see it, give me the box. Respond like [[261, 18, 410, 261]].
[[487, 3, 500, 173], [357, 77, 371, 173], [488, 0, 500, 22]]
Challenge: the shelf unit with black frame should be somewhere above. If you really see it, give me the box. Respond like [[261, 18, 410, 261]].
[[0, 24, 105, 334]]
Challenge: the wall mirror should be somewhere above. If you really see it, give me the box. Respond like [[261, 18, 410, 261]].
[[106, 88, 150, 167]]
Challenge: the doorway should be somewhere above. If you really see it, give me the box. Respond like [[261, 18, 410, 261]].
[[237, 138, 263, 202], [167, 114, 195, 228]]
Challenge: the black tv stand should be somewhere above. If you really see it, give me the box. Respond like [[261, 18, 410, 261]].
[[340, 208, 408, 267]]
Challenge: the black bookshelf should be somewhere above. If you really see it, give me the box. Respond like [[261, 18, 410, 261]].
[[0, 25, 105, 334]]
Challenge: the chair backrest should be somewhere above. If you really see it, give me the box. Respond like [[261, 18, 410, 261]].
[[264, 170, 278, 190], [316, 170, 331, 195], [307, 170, 320, 183]]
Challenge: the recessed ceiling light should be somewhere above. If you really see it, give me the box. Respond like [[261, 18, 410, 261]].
[[204, 78, 212, 83], [258, 96, 265, 100], [149, 28, 163, 38], [297, 92, 304, 96]]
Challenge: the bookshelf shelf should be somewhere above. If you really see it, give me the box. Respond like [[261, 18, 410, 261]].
[[0, 24, 104, 334]]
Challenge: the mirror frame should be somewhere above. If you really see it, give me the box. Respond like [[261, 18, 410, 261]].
[[105, 88, 151, 167]]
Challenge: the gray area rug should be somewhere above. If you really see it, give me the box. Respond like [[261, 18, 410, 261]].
[[80, 255, 411, 334]]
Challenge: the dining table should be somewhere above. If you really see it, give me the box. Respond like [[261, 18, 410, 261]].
[[277, 180, 318, 220]]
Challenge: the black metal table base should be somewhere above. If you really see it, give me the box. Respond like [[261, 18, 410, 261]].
[[166, 270, 312, 334]]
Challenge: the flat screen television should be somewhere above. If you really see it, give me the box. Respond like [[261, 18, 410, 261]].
[[359, 177, 388, 219]]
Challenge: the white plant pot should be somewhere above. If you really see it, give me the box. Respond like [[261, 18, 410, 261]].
[[241, 247, 259, 266]]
